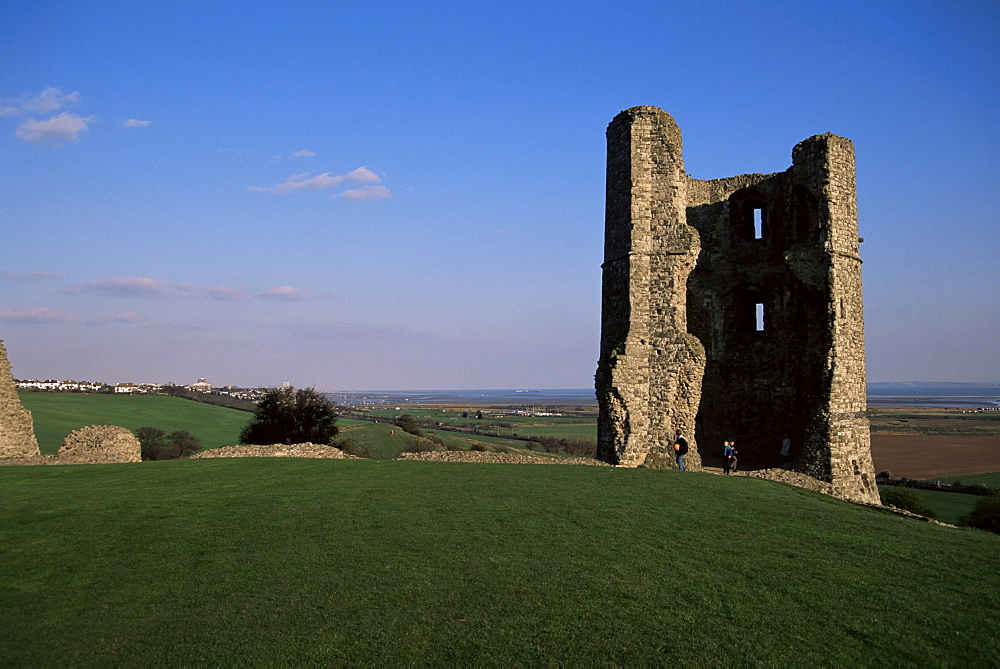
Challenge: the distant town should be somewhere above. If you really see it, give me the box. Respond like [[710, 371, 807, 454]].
[[15, 377, 273, 403]]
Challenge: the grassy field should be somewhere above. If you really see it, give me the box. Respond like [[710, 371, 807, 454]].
[[18, 391, 250, 454], [868, 406, 1000, 436], [351, 406, 598, 441], [2, 459, 999, 666], [878, 485, 981, 525], [922, 471, 1000, 488]]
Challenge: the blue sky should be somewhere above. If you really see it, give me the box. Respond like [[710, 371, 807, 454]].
[[1, 0, 997, 389]]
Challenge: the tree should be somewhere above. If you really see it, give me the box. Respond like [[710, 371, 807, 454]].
[[136, 426, 169, 460], [135, 427, 202, 460], [168, 430, 201, 458], [239, 386, 339, 445], [960, 493, 1000, 534]]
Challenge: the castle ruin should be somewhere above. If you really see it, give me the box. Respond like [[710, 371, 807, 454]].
[[596, 106, 879, 504], [0, 340, 41, 459]]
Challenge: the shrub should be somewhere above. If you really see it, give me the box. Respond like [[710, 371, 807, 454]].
[[334, 437, 369, 458], [880, 487, 937, 518], [393, 414, 423, 437], [960, 493, 1000, 534]]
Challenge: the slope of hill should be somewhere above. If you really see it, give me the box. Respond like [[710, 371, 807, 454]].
[[1, 459, 997, 665], [18, 392, 249, 453]]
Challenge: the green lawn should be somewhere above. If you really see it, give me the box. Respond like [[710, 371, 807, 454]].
[[922, 471, 1000, 489], [18, 392, 250, 454], [1, 459, 998, 666], [880, 485, 981, 525]]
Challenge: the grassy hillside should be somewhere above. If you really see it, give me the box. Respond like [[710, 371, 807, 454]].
[[338, 419, 564, 460], [18, 392, 250, 454], [1, 460, 997, 666]]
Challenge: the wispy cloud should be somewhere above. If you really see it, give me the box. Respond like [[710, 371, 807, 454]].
[[0, 87, 78, 116], [0, 270, 61, 280], [123, 118, 151, 128], [259, 286, 314, 301], [1, 307, 81, 323], [340, 184, 391, 201], [206, 285, 245, 301], [15, 112, 94, 144], [249, 166, 383, 195], [66, 277, 172, 298], [290, 149, 316, 158], [112, 310, 143, 322], [87, 310, 146, 325]]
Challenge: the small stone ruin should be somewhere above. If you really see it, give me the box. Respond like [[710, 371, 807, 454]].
[[57, 425, 142, 463]]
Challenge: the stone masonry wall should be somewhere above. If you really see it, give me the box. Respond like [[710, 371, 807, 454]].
[[596, 107, 879, 504], [596, 106, 705, 470], [0, 340, 40, 459]]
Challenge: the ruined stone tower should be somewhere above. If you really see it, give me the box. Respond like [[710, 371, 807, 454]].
[[596, 106, 879, 504], [0, 340, 41, 459]]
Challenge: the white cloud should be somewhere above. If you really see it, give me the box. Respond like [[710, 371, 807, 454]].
[[291, 149, 316, 158], [344, 167, 381, 183], [340, 185, 392, 201], [1, 307, 81, 323], [0, 87, 78, 116], [259, 286, 314, 301], [206, 285, 245, 301], [123, 118, 151, 128], [66, 277, 172, 298], [249, 166, 381, 195], [16, 112, 94, 144]]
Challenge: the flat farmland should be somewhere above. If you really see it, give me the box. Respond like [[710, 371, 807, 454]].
[[870, 435, 1000, 479]]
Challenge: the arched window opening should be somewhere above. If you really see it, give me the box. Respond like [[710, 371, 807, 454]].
[[756, 302, 765, 331]]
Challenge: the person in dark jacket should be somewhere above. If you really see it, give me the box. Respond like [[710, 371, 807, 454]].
[[673, 430, 689, 471]]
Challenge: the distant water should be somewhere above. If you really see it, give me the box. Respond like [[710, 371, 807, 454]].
[[328, 383, 999, 409], [325, 388, 597, 407], [866, 382, 1000, 408]]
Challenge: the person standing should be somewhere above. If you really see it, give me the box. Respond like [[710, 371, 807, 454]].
[[729, 442, 739, 473], [673, 430, 689, 471], [722, 441, 733, 475], [780, 435, 792, 462]]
